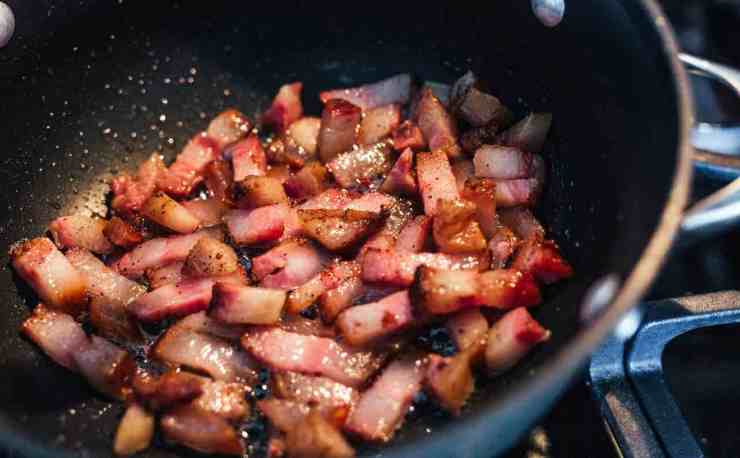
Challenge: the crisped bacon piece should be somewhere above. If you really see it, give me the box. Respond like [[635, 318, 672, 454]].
[[161, 405, 244, 456], [10, 237, 86, 314], [66, 248, 145, 341], [477, 269, 541, 310], [235, 176, 288, 208], [284, 161, 327, 200], [146, 262, 185, 289], [446, 309, 489, 352], [299, 208, 385, 252], [111, 153, 166, 214], [336, 290, 413, 346], [319, 74, 411, 111], [414, 88, 461, 158], [210, 283, 286, 324], [114, 228, 223, 278], [344, 354, 425, 442], [495, 178, 540, 207], [432, 199, 487, 254], [361, 248, 488, 287], [327, 142, 393, 189], [462, 177, 498, 238], [194, 380, 250, 422], [320, 276, 366, 323], [287, 117, 322, 156], [512, 239, 573, 284], [49, 215, 113, 254], [252, 239, 327, 289], [488, 225, 519, 269], [380, 147, 417, 196], [358, 104, 401, 145], [416, 150, 459, 215], [141, 192, 200, 234], [356, 198, 413, 257], [424, 346, 480, 415], [498, 207, 545, 241], [473, 145, 541, 180], [485, 307, 550, 375], [229, 135, 268, 182], [204, 159, 234, 203], [242, 327, 384, 387], [113, 403, 155, 456], [285, 410, 355, 458], [207, 109, 251, 150], [21, 303, 89, 371], [391, 120, 426, 152], [158, 133, 220, 197], [181, 198, 228, 227], [128, 278, 215, 322], [449, 71, 512, 128], [451, 159, 474, 193], [225, 204, 292, 246], [73, 335, 135, 400], [286, 261, 360, 314], [133, 370, 205, 411], [414, 267, 481, 315], [299, 188, 354, 211], [104, 216, 144, 249], [496, 112, 552, 154], [395, 215, 431, 253], [184, 237, 238, 277], [262, 82, 303, 133], [273, 372, 358, 411], [318, 99, 362, 163]]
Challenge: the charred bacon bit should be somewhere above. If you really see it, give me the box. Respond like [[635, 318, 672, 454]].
[[495, 178, 540, 207], [424, 351, 476, 415], [336, 290, 413, 346], [194, 380, 250, 422], [432, 199, 488, 254], [235, 175, 289, 208], [252, 239, 327, 289], [10, 237, 87, 314], [128, 278, 215, 323], [488, 226, 520, 269], [414, 267, 481, 315], [317, 99, 363, 163], [416, 150, 460, 216], [446, 308, 489, 352], [477, 269, 541, 310], [414, 88, 462, 159], [262, 82, 304, 133], [320, 277, 366, 323], [498, 207, 545, 241], [242, 327, 384, 387], [391, 120, 426, 152], [460, 124, 500, 154], [380, 147, 417, 196], [158, 133, 220, 197], [111, 153, 166, 214], [207, 109, 252, 150], [203, 159, 234, 203], [451, 159, 474, 193], [113, 403, 155, 456], [497, 112, 552, 154], [184, 237, 238, 277], [224, 204, 291, 246], [396, 215, 431, 253], [49, 215, 113, 254], [299, 208, 385, 252], [473, 145, 541, 180], [361, 248, 488, 287], [288, 117, 322, 156], [319, 74, 411, 111], [284, 161, 328, 200], [286, 260, 360, 314], [285, 409, 356, 458], [210, 282, 286, 324], [344, 354, 425, 442], [512, 239, 573, 284], [462, 177, 498, 238], [449, 71, 513, 128], [273, 371, 359, 411], [113, 228, 223, 278], [181, 198, 228, 227], [133, 370, 205, 411], [73, 335, 135, 400], [229, 135, 268, 182], [161, 405, 245, 456], [485, 307, 550, 376], [21, 303, 89, 371], [66, 248, 145, 342], [358, 104, 401, 145], [141, 192, 200, 234], [327, 142, 393, 189], [104, 217, 144, 249]]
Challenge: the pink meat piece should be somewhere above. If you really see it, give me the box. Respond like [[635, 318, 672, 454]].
[[358, 104, 401, 145], [158, 133, 220, 197], [229, 135, 268, 182], [262, 82, 304, 133], [414, 88, 461, 158], [224, 204, 294, 246], [395, 215, 431, 252], [497, 207, 545, 241], [128, 278, 215, 323], [286, 260, 360, 314], [319, 74, 411, 111], [73, 335, 135, 399], [485, 307, 550, 375], [319, 276, 366, 323], [391, 120, 426, 152], [317, 99, 363, 163], [210, 283, 286, 325], [416, 150, 459, 215], [49, 215, 113, 254], [446, 309, 489, 352], [380, 147, 417, 196], [21, 303, 90, 371], [336, 290, 413, 346], [181, 198, 228, 227], [111, 153, 166, 214], [473, 145, 541, 180], [251, 240, 327, 290], [361, 248, 486, 287], [511, 239, 573, 284], [207, 109, 252, 150]]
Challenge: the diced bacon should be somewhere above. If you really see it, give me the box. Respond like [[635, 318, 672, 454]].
[[286, 261, 360, 314], [73, 335, 136, 400], [511, 239, 573, 284], [327, 142, 393, 189], [380, 147, 417, 196], [356, 199, 414, 258], [194, 380, 250, 422], [488, 226, 519, 269], [299, 188, 354, 210], [111, 153, 166, 214], [496, 113, 552, 154], [432, 199, 487, 254], [344, 192, 395, 213], [211, 283, 286, 324], [391, 120, 426, 152], [495, 178, 540, 207], [207, 109, 252, 150], [161, 405, 244, 456], [181, 198, 228, 227], [320, 277, 365, 323], [10, 238, 87, 314], [414, 88, 461, 158], [416, 150, 459, 215], [259, 399, 342, 433], [21, 303, 89, 371], [66, 248, 145, 342], [477, 269, 541, 310], [113, 403, 155, 456], [283, 161, 327, 200], [114, 228, 223, 278], [361, 248, 488, 287], [178, 311, 249, 341], [242, 327, 384, 387], [262, 82, 304, 133], [449, 71, 512, 128], [235, 176, 288, 209], [395, 216, 431, 253], [462, 177, 498, 238], [284, 409, 355, 458], [133, 370, 205, 411], [299, 208, 384, 252], [317, 99, 362, 163], [344, 355, 425, 442], [141, 192, 200, 234], [498, 207, 545, 241], [319, 74, 411, 111], [146, 262, 185, 289], [204, 159, 234, 203], [451, 159, 474, 193], [229, 135, 268, 182], [485, 307, 550, 375], [252, 239, 327, 289], [473, 145, 540, 180], [104, 216, 144, 249], [273, 372, 359, 411], [336, 290, 413, 346], [287, 117, 322, 156], [280, 314, 336, 338], [414, 267, 482, 314], [158, 133, 220, 197], [49, 215, 113, 254], [225, 204, 293, 246], [358, 104, 401, 145], [128, 278, 215, 323], [446, 309, 489, 352], [184, 238, 239, 277], [154, 319, 258, 383], [424, 349, 477, 415]]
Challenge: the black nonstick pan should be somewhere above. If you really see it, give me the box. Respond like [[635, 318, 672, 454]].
[[1, 1, 735, 457]]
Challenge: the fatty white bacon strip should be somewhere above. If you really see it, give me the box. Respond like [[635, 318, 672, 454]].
[[262, 82, 304, 133], [141, 192, 201, 234], [21, 303, 89, 371], [73, 335, 136, 400], [361, 248, 487, 287], [286, 260, 360, 314], [416, 150, 459, 215], [10, 237, 87, 315], [485, 307, 550, 376], [161, 405, 245, 456], [473, 145, 542, 180], [111, 153, 166, 214], [224, 204, 301, 246], [49, 215, 113, 254], [344, 354, 426, 442], [319, 74, 411, 111], [317, 99, 362, 163], [414, 88, 462, 159], [207, 109, 252, 150], [496, 112, 552, 154], [379, 147, 417, 196], [336, 290, 412, 346], [358, 104, 401, 145], [128, 277, 215, 323], [210, 282, 286, 325], [229, 134, 267, 182], [251, 239, 328, 289]]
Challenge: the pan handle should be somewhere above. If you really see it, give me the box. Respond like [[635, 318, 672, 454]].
[[677, 54, 740, 248]]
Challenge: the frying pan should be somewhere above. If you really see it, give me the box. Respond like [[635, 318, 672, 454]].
[[0, 1, 736, 457]]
